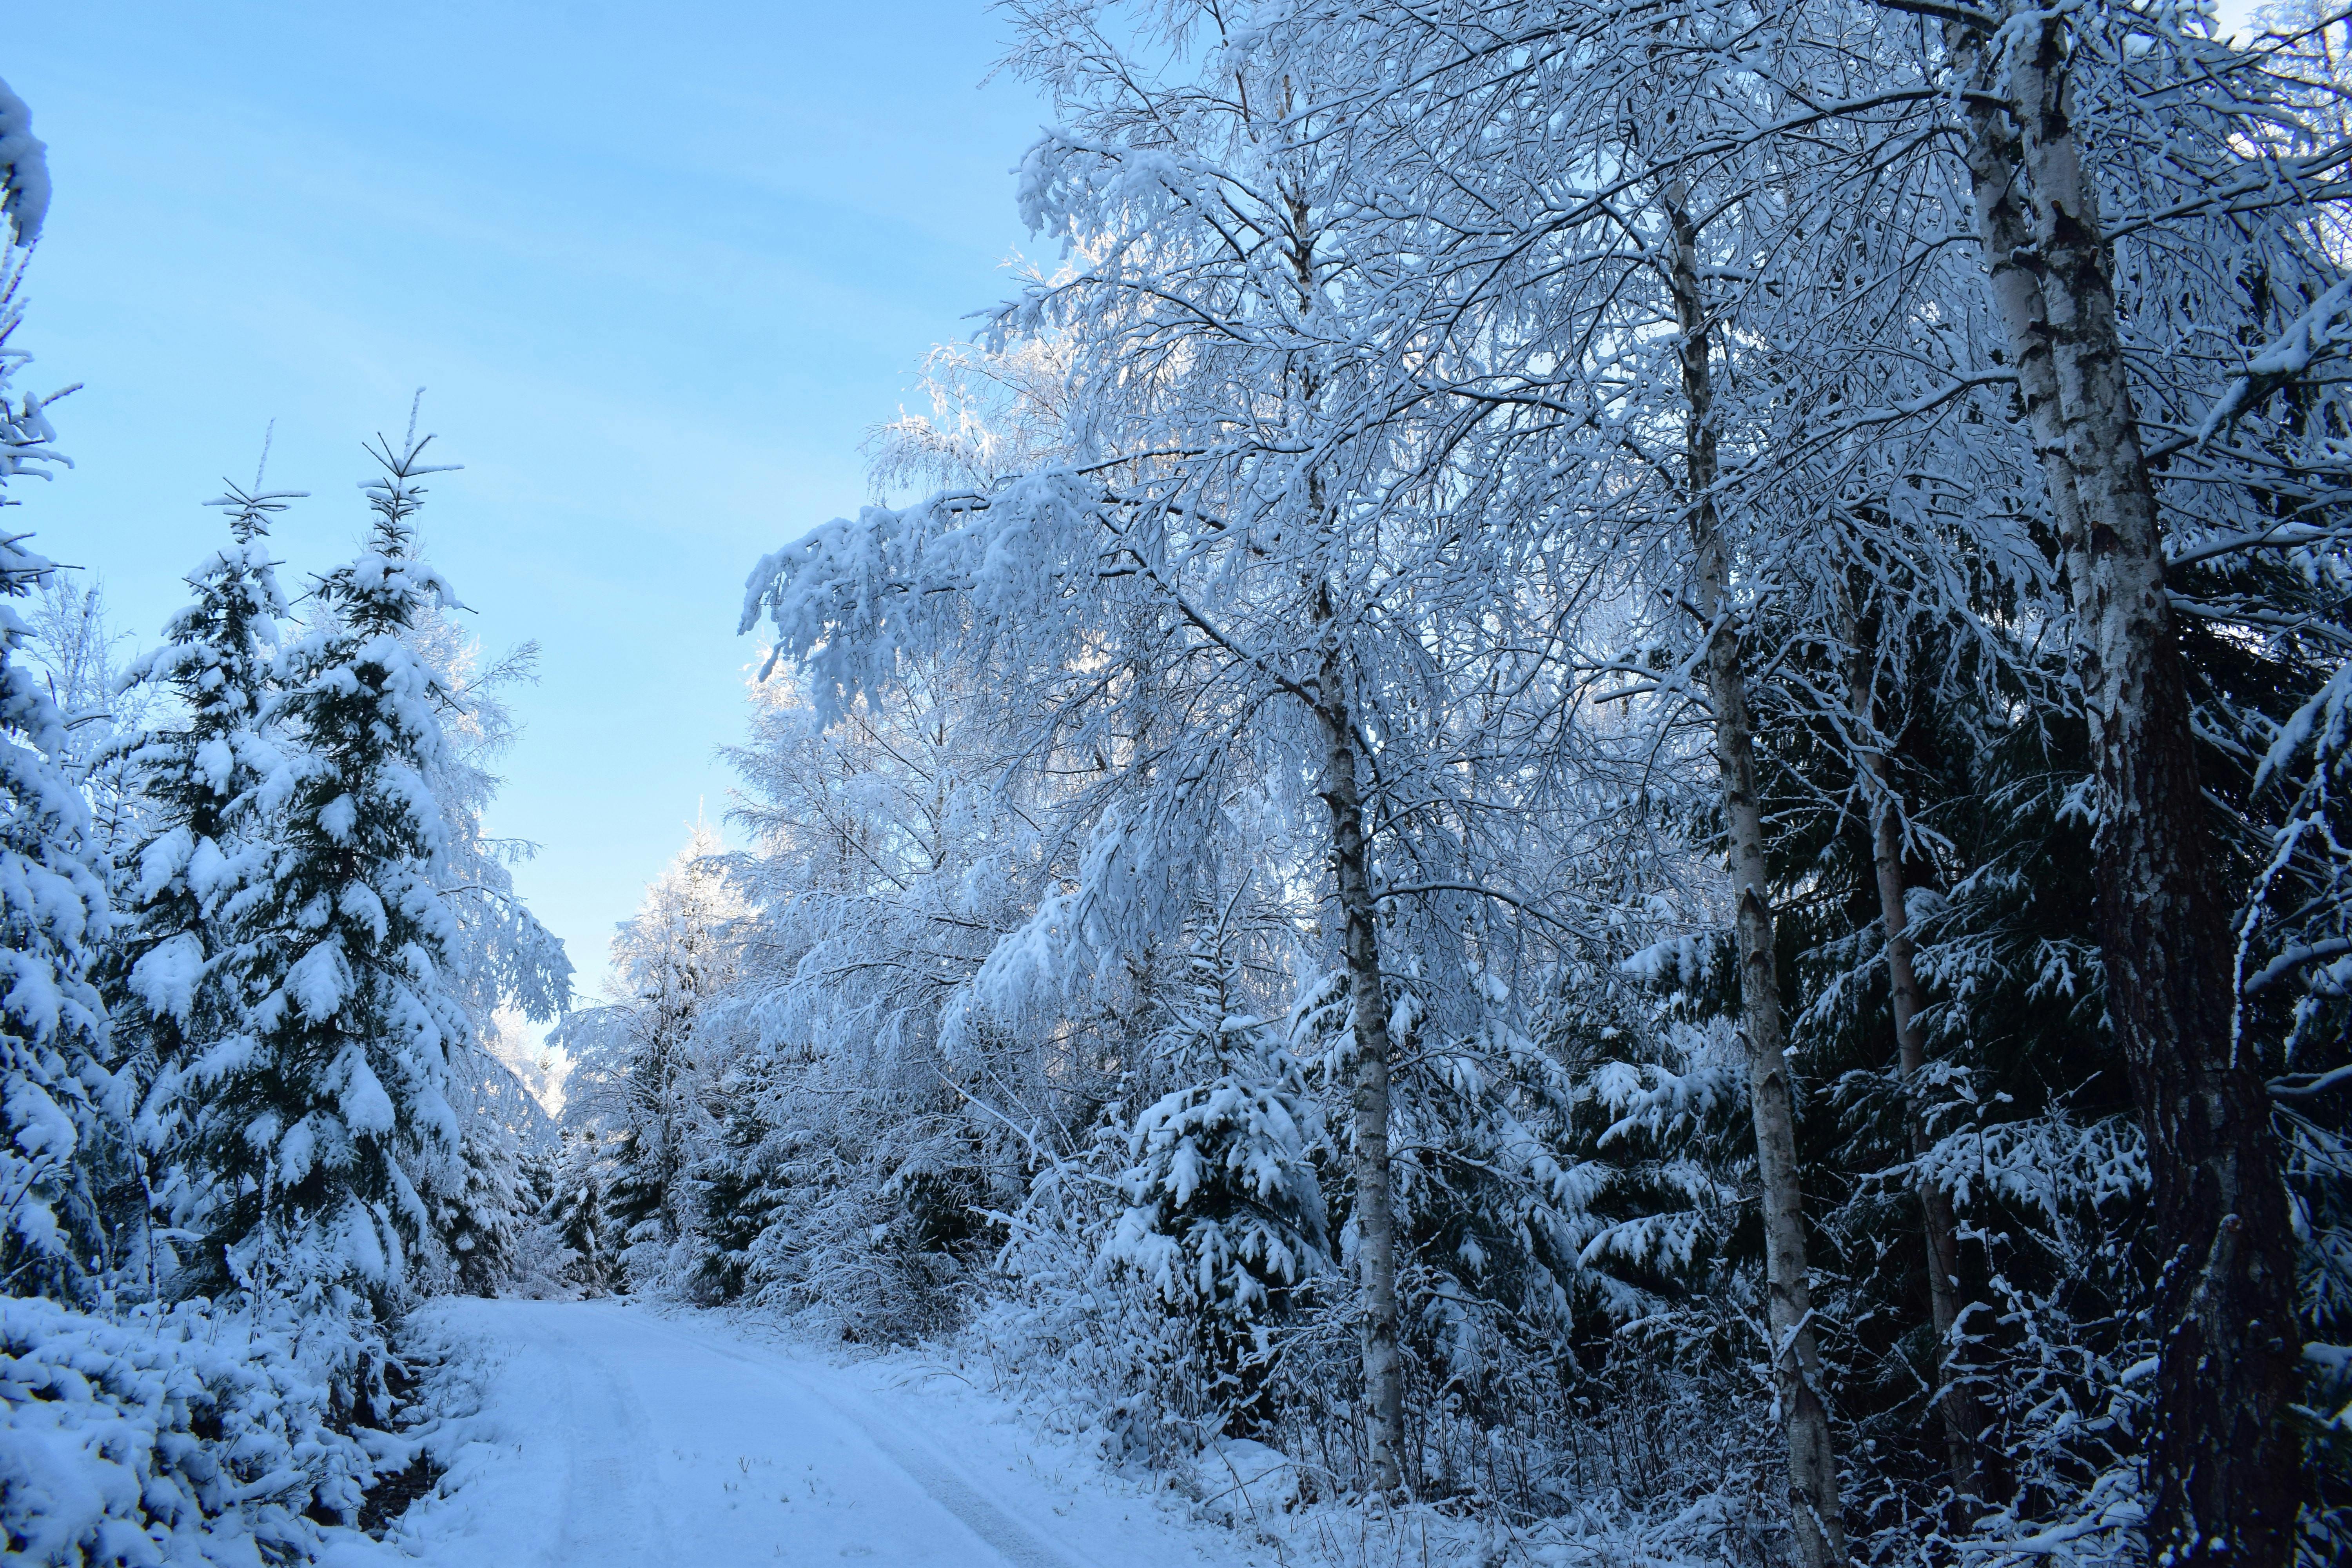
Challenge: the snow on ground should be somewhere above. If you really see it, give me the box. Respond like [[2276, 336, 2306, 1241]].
[[362, 1298, 1261, 1568]]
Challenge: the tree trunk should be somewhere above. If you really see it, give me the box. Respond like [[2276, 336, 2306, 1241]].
[[1670, 191, 1848, 1568], [1850, 658, 1991, 1509], [1315, 625, 1408, 1496], [1957, 16, 2307, 1561], [1289, 176, 1405, 1497]]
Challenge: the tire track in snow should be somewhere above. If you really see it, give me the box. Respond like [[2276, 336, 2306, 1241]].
[[538, 1310, 664, 1568], [612, 1306, 1088, 1568]]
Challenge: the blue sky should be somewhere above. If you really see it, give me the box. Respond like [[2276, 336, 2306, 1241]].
[[9, 2, 1050, 1012]]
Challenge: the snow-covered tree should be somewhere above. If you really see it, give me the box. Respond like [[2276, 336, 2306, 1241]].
[[188, 427, 471, 1335], [392, 610, 570, 1298], [1928, 8, 2344, 1553], [0, 96, 114, 1303], [676, 1053, 785, 1303], [741, 10, 1639, 1485], [1104, 938, 1329, 1436], [541, 1126, 613, 1296], [103, 481, 296, 1277], [695, 661, 1057, 1333], [403, 609, 571, 1037], [559, 822, 738, 1293], [436, 1084, 527, 1297]]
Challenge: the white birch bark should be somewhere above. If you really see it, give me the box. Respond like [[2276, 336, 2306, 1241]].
[[1316, 603, 1408, 1496], [1670, 191, 1848, 1568]]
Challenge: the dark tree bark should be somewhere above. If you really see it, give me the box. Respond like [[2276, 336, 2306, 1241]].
[[1851, 675, 1993, 1510], [1947, 14, 2307, 1561]]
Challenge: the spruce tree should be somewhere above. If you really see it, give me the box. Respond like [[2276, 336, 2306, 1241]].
[[0, 132, 114, 1301], [0, 321, 111, 1304], [191, 426, 470, 1332], [544, 1127, 612, 1295], [434, 1045, 555, 1297], [105, 481, 296, 1274], [439, 1109, 521, 1296], [682, 1056, 783, 1302], [1105, 940, 1329, 1436]]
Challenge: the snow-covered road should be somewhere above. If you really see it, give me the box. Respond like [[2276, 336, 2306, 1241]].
[[377, 1299, 1242, 1568]]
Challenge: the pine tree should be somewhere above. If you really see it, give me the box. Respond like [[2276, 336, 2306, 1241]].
[[190, 424, 470, 1333]]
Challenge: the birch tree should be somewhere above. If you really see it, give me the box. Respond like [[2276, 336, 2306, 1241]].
[[742, 0, 1628, 1489], [1914, 7, 2352, 1553]]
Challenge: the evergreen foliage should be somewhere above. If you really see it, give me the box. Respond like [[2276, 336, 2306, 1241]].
[[0, 186, 113, 1301], [0, 72, 578, 1567], [15, 7, 2352, 1563], [680, 1059, 784, 1303], [542, 1129, 613, 1296], [103, 480, 297, 1280], [1104, 941, 1329, 1435], [557, 824, 736, 1294], [187, 427, 470, 1333]]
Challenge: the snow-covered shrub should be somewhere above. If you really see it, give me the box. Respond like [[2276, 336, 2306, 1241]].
[[0, 1295, 388, 1566]]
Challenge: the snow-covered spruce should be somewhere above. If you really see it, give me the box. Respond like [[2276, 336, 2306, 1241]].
[[102, 482, 298, 1279], [0, 127, 113, 1301], [187, 429, 470, 1351], [399, 608, 571, 1300], [1103, 969, 1329, 1437]]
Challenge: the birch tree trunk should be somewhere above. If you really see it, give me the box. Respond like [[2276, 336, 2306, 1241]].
[[1286, 170, 1406, 1496], [1669, 192, 1848, 1568], [1949, 22, 2091, 607], [1955, 17, 2306, 1561], [1315, 615, 1408, 1495]]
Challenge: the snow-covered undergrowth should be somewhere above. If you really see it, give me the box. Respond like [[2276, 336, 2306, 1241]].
[[0, 1296, 485, 1567], [2, 1295, 360, 1565], [607, 1299, 1580, 1568], [943, 1288, 1769, 1568]]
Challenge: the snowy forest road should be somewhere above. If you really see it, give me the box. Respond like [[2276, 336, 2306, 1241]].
[[392, 1299, 1217, 1568]]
